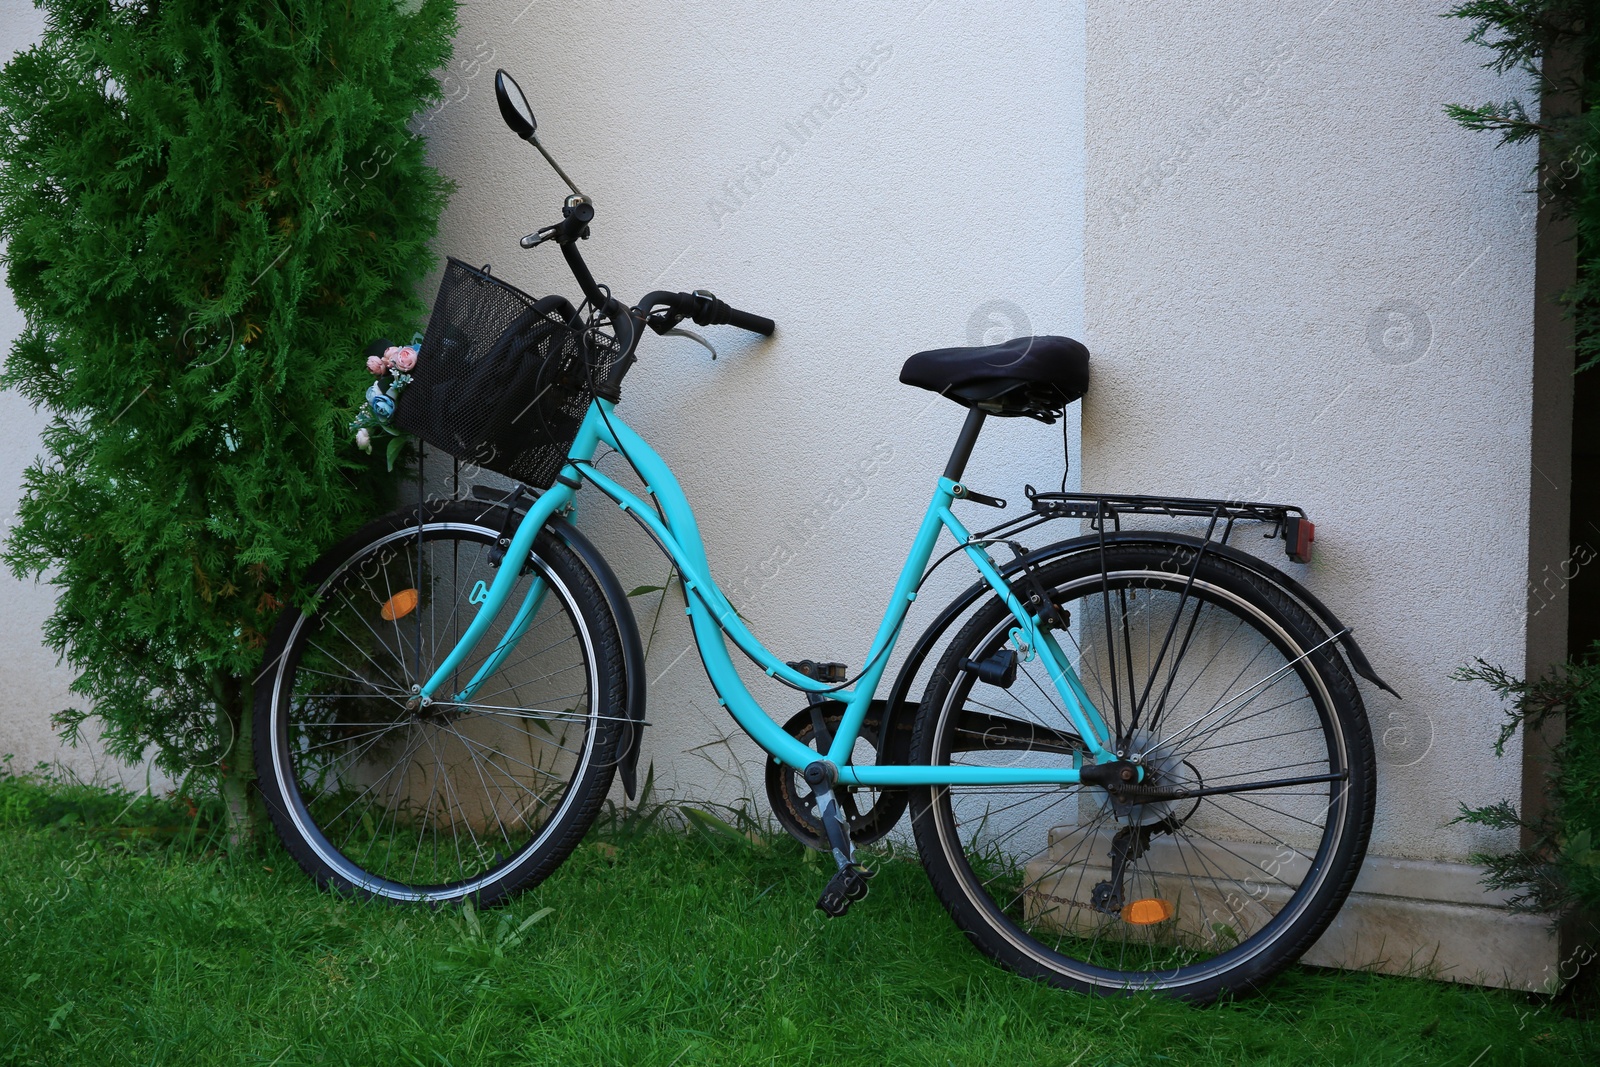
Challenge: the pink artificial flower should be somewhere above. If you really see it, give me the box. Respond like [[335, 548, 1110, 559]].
[[355, 427, 372, 452], [391, 346, 417, 372], [366, 355, 386, 375]]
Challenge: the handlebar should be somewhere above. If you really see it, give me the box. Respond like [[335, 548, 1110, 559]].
[[699, 292, 777, 336], [635, 289, 776, 338], [521, 195, 594, 249], [519, 195, 774, 400]]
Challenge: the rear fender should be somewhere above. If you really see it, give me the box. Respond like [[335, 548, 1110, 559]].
[[880, 529, 1398, 751]]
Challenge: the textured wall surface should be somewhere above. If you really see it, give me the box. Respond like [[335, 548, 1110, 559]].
[[0, 0, 1548, 876], [1082, 0, 1540, 862], [0, 0, 1086, 790]]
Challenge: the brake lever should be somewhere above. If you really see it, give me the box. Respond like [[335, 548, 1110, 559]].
[[662, 326, 717, 360], [645, 309, 687, 336], [520, 224, 560, 249]]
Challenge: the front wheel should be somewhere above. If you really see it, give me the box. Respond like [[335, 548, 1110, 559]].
[[908, 543, 1375, 1002], [253, 502, 625, 905]]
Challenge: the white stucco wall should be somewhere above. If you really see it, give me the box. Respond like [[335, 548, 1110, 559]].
[[0, 0, 1547, 878], [0, 0, 1087, 790], [1081, 1, 1539, 863]]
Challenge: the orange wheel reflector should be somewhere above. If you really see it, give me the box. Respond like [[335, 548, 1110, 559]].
[[1124, 898, 1173, 925], [380, 588, 419, 621]]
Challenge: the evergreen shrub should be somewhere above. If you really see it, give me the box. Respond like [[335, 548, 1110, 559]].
[[0, 0, 457, 835]]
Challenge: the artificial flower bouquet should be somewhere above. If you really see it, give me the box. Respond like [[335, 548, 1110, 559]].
[[349, 338, 418, 470]]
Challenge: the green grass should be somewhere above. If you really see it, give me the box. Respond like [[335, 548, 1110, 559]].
[[0, 771, 1594, 1066]]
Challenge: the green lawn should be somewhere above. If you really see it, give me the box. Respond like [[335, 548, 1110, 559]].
[[0, 773, 1593, 1066]]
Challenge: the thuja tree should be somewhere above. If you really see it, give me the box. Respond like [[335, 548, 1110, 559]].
[[1453, 653, 1600, 918], [0, 0, 456, 839]]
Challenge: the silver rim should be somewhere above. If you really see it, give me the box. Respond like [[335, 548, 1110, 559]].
[[927, 570, 1350, 991]]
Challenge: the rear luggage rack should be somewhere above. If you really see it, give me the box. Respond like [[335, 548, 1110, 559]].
[[1023, 488, 1315, 563]]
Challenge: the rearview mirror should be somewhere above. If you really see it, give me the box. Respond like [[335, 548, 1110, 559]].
[[495, 69, 537, 140]]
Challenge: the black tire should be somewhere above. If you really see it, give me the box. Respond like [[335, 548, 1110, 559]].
[[253, 502, 625, 905], [908, 543, 1374, 1002]]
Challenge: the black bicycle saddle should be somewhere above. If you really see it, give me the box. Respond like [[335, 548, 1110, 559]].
[[900, 335, 1090, 421]]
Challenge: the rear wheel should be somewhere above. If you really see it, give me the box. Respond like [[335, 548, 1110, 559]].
[[909, 543, 1374, 1001], [254, 502, 624, 905]]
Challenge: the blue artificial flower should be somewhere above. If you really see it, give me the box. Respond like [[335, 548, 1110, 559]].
[[366, 381, 395, 420]]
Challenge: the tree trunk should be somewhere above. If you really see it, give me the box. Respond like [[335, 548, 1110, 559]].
[[213, 674, 263, 852]]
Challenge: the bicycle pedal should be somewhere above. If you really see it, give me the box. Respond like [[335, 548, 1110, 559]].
[[788, 659, 848, 683], [816, 863, 873, 917]]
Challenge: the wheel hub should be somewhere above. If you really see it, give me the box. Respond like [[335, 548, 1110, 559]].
[[1105, 730, 1188, 827]]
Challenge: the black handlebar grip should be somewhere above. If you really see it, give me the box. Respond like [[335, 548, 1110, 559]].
[[719, 304, 775, 336], [690, 293, 775, 336]]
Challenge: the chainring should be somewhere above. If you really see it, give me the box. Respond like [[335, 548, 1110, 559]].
[[764, 704, 909, 850]]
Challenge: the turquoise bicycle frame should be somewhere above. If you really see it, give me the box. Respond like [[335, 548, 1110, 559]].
[[418, 398, 1116, 787]]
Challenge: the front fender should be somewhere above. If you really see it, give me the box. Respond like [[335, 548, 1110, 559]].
[[466, 490, 648, 798]]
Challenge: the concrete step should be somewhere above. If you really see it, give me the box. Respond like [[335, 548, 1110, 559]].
[[1017, 826, 1559, 990]]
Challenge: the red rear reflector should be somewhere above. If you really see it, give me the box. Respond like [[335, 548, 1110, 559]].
[[1285, 516, 1314, 565]]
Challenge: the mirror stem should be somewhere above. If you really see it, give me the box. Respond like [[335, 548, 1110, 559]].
[[529, 135, 584, 198]]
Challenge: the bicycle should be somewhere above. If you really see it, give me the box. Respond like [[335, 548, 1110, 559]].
[[252, 69, 1398, 1002]]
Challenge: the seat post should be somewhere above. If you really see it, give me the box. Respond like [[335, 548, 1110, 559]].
[[942, 407, 987, 483]]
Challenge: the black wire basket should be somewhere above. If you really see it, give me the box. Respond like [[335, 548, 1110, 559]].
[[394, 258, 618, 488]]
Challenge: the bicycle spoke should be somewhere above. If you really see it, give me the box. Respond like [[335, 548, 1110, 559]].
[[913, 544, 1371, 998]]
